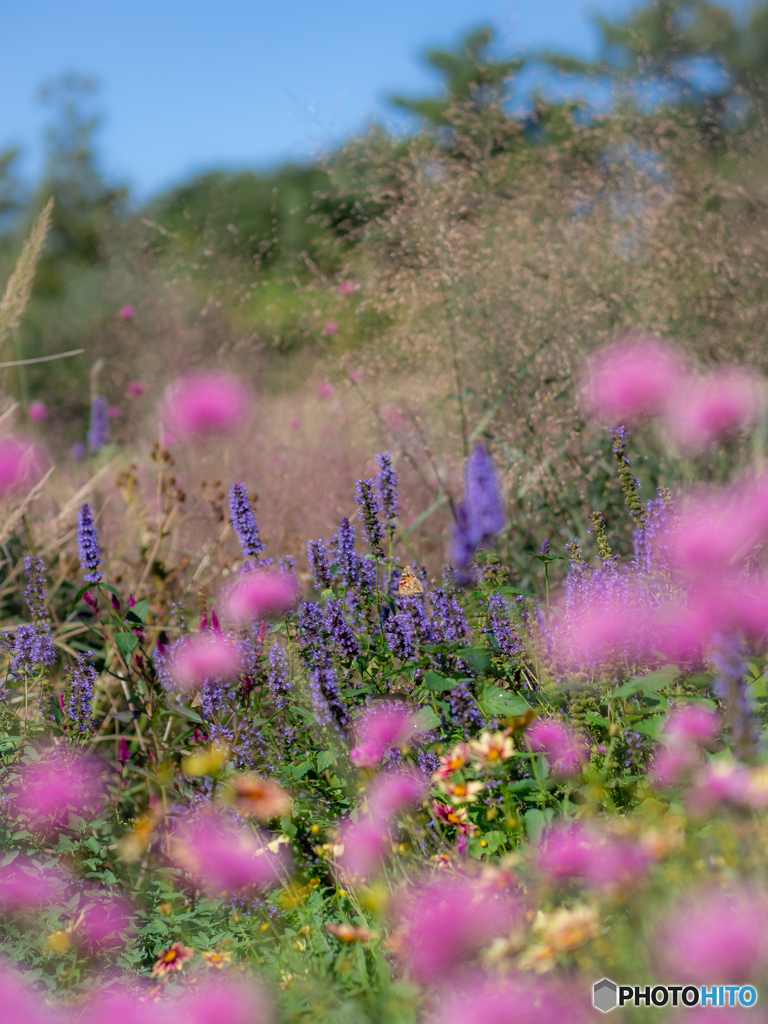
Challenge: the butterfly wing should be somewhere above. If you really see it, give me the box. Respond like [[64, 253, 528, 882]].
[[398, 566, 424, 595]]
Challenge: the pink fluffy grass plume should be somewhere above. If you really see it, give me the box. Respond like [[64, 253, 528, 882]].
[[526, 719, 588, 777], [665, 369, 759, 450], [169, 635, 242, 691], [434, 976, 588, 1024], [73, 894, 135, 953], [0, 859, 67, 912], [350, 703, 424, 768], [657, 887, 768, 982], [224, 570, 298, 624], [118, 305, 136, 320], [7, 755, 103, 835], [0, 968, 57, 1024], [27, 401, 47, 423], [170, 813, 287, 894], [396, 877, 520, 983], [336, 818, 390, 880], [581, 336, 686, 423], [367, 771, 425, 821], [163, 372, 250, 438], [177, 978, 272, 1024], [0, 436, 45, 499]]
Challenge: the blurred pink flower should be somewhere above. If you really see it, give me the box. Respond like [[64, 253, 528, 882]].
[[288, 416, 301, 430], [651, 745, 700, 787], [170, 635, 242, 691], [81, 985, 168, 1024], [658, 887, 768, 982], [665, 369, 758, 449], [434, 976, 587, 1024], [367, 772, 425, 821], [0, 969, 55, 1024], [337, 818, 389, 879], [536, 824, 649, 892], [0, 860, 66, 912], [107, 406, 121, 419], [0, 437, 45, 499], [171, 814, 286, 894], [348, 368, 363, 383], [337, 281, 359, 296], [128, 381, 146, 396], [561, 591, 648, 666], [317, 382, 334, 398], [162, 432, 177, 447], [176, 978, 271, 1024], [28, 401, 47, 423], [350, 703, 423, 768], [74, 895, 135, 953], [654, 583, 768, 659], [526, 720, 587, 777], [688, 760, 752, 815], [397, 877, 519, 983], [224, 571, 298, 623], [666, 492, 759, 579], [582, 337, 686, 423], [164, 373, 250, 437], [8, 755, 103, 834], [381, 405, 405, 430], [664, 706, 720, 748], [323, 322, 339, 336], [119, 305, 136, 320]]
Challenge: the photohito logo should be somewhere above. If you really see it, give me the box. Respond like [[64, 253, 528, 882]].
[[592, 980, 758, 1012]]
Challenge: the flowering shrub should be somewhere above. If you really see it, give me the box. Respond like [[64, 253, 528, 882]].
[[3, 334, 768, 1022]]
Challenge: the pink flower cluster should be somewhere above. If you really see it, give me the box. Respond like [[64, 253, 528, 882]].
[[0, 436, 45, 499], [81, 978, 271, 1024], [526, 719, 587, 777], [336, 772, 424, 880], [163, 373, 250, 438], [169, 635, 242, 691], [652, 706, 719, 787], [223, 570, 298, 624], [535, 822, 650, 894], [581, 336, 759, 449], [8, 755, 103, 835], [350, 703, 423, 768], [170, 813, 286, 894]]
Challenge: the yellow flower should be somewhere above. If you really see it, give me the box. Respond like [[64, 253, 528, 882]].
[[182, 742, 230, 777], [437, 778, 484, 804], [534, 905, 600, 954], [432, 744, 470, 781], [202, 950, 232, 969], [470, 730, 514, 765], [151, 942, 195, 977]]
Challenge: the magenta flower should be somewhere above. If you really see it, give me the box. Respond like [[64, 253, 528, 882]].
[[651, 745, 700, 787], [582, 336, 686, 423], [664, 706, 720, 748], [0, 969, 55, 1024], [177, 978, 271, 1024], [367, 771, 425, 821], [74, 894, 135, 953], [526, 719, 587, 777], [28, 401, 47, 423], [81, 988, 166, 1024], [348, 368, 363, 382], [0, 859, 67, 912], [323, 322, 339, 336], [337, 818, 389, 880], [169, 635, 243, 691], [8, 755, 103, 834], [171, 813, 286, 894], [561, 590, 648, 666], [687, 760, 753, 815], [665, 369, 758, 449], [127, 381, 146, 396], [434, 976, 587, 1024], [397, 877, 519, 983], [107, 405, 121, 418], [288, 416, 301, 430], [0, 437, 45, 498], [536, 824, 649, 892], [658, 887, 768, 982], [337, 281, 359, 295], [118, 305, 136, 320], [164, 372, 250, 437], [317, 382, 334, 398], [224, 570, 298, 624], [350, 703, 422, 768]]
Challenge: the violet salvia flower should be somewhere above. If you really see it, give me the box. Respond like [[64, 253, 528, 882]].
[[451, 444, 505, 582], [447, 682, 485, 735], [355, 478, 383, 552], [87, 396, 110, 452], [375, 451, 400, 527], [268, 644, 290, 710], [77, 503, 103, 584], [10, 624, 56, 678], [335, 517, 360, 587], [229, 483, 265, 559], [308, 539, 332, 590], [310, 664, 348, 731], [23, 556, 49, 621], [325, 599, 361, 660], [486, 594, 524, 660], [432, 588, 469, 642], [296, 602, 326, 669], [357, 555, 379, 592], [65, 652, 98, 734], [540, 538, 550, 557], [385, 610, 415, 660]]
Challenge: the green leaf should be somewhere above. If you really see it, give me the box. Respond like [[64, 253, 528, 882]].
[[115, 632, 139, 656], [130, 598, 150, 622], [482, 687, 531, 717], [612, 667, 677, 699], [167, 702, 204, 725], [424, 671, 457, 692], [416, 706, 441, 731], [71, 584, 90, 607], [291, 761, 312, 780], [497, 586, 535, 597], [317, 749, 339, 773], [99, 583, 123, 599], [483, 830, 505, 854], [84, 837, 100, 855], [632, 717, 665, 740]]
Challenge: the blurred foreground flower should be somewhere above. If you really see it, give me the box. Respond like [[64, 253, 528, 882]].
[[128, 380, 146, 396], [168, 634, 242, 691], [0, 968, 56, 1024], [0, 859, 66, 912], [71, 894, 135, 953], [526, 720, 587, 777], [451, 443, 505, 583], [170, 813, 287, 894], [434, 975, 588, 1024], [175, 977, 272, 1024], [350, 702, 423, 768], [118, 305, 135, 320], [665, 369, 758, 450], [7, 754, 103, 834], [230, 775, 292, 821], [535, 823, 649, 895], [164, 372, 250, 437], [224, 570, 298, 623], [27, 401, 47, 422], [582, 336, 686, 423], [0, 436, 45, 499]]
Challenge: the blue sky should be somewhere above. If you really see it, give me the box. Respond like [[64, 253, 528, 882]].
[[0, 0, 748, 199]]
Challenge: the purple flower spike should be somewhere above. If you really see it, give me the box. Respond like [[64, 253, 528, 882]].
[[375, 451, 400, 527], [451, 443, 505, 582], [77, 503, 103, 584], [229, 483, 265, 559]]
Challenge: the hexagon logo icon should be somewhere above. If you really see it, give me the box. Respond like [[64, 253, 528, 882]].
[[593, 978, 618, 1013]]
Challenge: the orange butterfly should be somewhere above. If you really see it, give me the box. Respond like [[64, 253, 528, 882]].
[[398, 565, 424, 596]]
